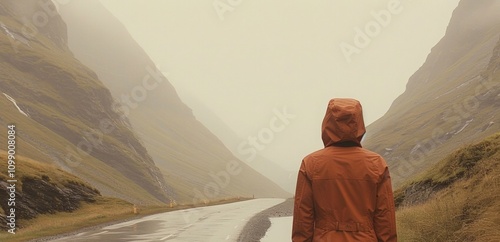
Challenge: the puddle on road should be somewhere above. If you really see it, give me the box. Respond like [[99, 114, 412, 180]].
[[108, 220, 164, 235], [64, 220, 166, 241]]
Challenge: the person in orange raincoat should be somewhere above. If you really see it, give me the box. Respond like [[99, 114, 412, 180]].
[[292, 98, 397, 242]]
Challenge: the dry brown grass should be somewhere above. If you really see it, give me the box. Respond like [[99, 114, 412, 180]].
[[0, 196, 132, 242], [0, 152, 94, 192], [396, 133, 500, 241]]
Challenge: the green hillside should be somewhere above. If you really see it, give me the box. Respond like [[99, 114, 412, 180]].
[[364, 0, 500, 187], [0, 1, 169, 204], [396, 133, 500, 241]]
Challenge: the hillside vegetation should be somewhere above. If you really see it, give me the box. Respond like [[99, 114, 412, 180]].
[[396, 133, 500, 241], [364, 0, 500, 187], [0, 1, 171, 204], [0, 151, 100, 235]]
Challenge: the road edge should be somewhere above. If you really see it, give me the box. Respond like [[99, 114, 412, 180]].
[[237, 198, 293, 242]]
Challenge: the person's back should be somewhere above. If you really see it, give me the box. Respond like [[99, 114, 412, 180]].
[[292, 98, 397, 242]]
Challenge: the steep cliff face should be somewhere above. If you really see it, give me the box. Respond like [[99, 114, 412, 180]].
[[364, 0, 500, 187], [58, 0, 290, 202], [0, 0, 171, 204]]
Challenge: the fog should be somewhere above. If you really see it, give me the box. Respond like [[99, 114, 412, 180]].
[[98, 0, 459, 174]]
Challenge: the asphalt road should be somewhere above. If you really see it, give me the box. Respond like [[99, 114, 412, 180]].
[[50, 198, 285, 242]]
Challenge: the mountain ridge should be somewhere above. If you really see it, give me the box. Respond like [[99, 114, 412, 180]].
[[364, 0, 500, 187], [0, 0, 171, 204], [58, 0, 291, 203]]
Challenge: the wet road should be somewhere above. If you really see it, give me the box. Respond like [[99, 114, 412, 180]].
[[50, 198, 285, 242]]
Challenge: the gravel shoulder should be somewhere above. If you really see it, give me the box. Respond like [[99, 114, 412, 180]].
[[237, 198, 293, 242]]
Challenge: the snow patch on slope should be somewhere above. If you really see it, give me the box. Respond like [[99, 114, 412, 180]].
[[3, 93, 29, 117], [0, 22, 31, 47], [455, 119, 474, 135], [434, 75, 480, 100]]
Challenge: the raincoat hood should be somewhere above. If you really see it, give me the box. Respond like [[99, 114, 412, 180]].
[[321, 98, 366, 147]]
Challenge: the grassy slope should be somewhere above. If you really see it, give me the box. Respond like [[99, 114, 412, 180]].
[[0, 151, 97, 193], [363, 0, 500, 188], [0, 92, 162, 205], [0, 151, 114, 241], [364, 27, 500, 188], [0, 10, 168, 204], [137, 106, 292, 202], [396, 133, 500, 241], [57, 0, 291, 203]]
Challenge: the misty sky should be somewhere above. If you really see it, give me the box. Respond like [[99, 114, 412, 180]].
[[98, 0, 460, 173]]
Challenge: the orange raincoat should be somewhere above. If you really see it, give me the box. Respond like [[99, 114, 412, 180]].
[[292, 98, 397, 242]]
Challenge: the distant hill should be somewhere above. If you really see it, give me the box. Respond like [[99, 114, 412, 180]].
[[173, 93, 296, 193], [363, 0, 500, 187], [58, 0, 291, 202], [395, 132, 500, 241]]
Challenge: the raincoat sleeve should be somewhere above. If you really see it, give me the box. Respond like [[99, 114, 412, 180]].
[[374, 166, 397, 242], [292, 160, 314, 242]]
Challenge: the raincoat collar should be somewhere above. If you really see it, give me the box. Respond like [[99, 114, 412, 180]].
[[321, 98, 366, 147]]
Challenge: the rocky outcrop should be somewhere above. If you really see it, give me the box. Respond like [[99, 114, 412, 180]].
[[395, 132, 500, 207], [0, 177, 100, 231], [395, 181, 446, 207]]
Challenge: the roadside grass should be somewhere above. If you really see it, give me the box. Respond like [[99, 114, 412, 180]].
[[0, 152, 96, 193], [397, 182, 471, 241], [397, 173, 500, 242], [0, 196, 251, 242], [0, 197, 132, 242], [396, 133, 500, 241]]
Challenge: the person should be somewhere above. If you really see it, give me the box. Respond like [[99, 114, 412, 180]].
[[292, 98, 397, 242]]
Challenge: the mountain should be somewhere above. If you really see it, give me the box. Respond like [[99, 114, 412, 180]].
[[57, 0, 290, 203], [0, 0, 170, 204], [174, 92, 296, 193], [363, 0, 500, 187]]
